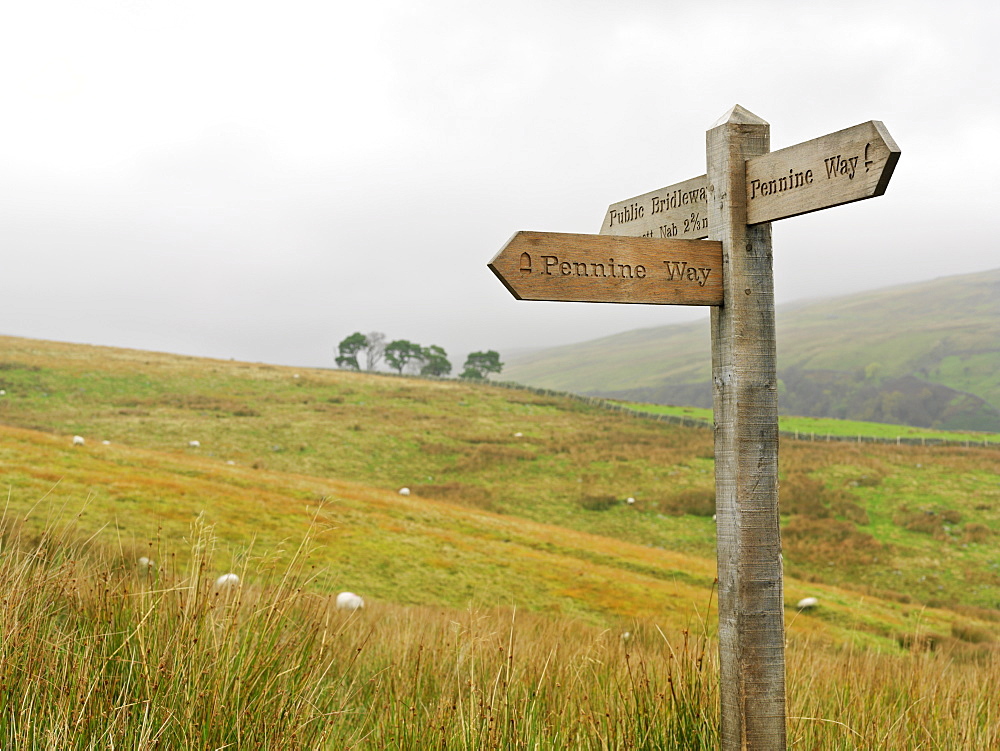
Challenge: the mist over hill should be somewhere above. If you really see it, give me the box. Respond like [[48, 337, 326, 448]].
[[503, 268, 1000, 431]]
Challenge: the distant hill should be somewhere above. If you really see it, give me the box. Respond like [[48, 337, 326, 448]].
[[503, 268, 1000, 431]]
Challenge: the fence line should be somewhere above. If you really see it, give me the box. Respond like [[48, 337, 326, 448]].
[[488, 380, 999, 450]]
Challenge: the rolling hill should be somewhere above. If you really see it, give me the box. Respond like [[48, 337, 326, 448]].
[[502, 267, 1000, 431], [0, 334, 998, 649], [1, 335, 999, 748]]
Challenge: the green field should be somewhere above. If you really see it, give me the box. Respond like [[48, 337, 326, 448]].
[[503, 268, 1000, 432], [618, 401, 1000, 445], [1, 334, 999, 747]]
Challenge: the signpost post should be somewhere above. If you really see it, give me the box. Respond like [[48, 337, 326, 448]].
[[488, 105, 899, 750]]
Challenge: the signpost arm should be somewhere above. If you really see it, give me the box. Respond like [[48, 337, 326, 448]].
[[707, 105, 786, 749]]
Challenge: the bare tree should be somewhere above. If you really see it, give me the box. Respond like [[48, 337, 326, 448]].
[[363, 331, 386, 371]]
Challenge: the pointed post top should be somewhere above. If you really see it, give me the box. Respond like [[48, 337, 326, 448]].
[[711, 104, 768, 128]]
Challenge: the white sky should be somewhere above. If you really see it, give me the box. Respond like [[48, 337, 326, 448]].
[[2, 0, 997, 369]]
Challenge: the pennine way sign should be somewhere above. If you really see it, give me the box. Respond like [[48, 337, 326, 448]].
[[488, 105, 899, 751], [744, 120, 899, 224], [488, 231, 723, 305], [598, 120, 899, 239]]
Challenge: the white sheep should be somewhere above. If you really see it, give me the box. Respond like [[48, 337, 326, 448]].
[[795, 596, 819, 610], [626, 497, 636, 505], [398, 487, 410, 496], [336, 591, 364, 611], [188, 440, 201, 448], [72, 435, 85, 446], [215, 573, 240, 589], [137, 556, 155, 573]]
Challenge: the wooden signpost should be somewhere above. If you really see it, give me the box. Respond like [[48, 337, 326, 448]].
[[599, 174, 710, 240], [489, 232, 723, 305], [744, 120, 899, 224], [488, 105, 899, 750]]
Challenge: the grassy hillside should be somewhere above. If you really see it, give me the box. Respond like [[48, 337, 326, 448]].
[[503, 268, 1000, 430], [1, 334, 999, 634], [5, 521, 997, 748], [2, 334, 1000, 747]]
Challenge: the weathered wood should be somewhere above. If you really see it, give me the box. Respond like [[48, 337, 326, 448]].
[[745, 120, 900, 224], [707, 105, 786, 749], [599, 174, 710, 240], [488, 231, 723, 305], [489, 104, 899, 749]]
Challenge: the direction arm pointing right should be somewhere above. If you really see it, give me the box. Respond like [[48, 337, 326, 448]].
[[744, 120, 900, 224]]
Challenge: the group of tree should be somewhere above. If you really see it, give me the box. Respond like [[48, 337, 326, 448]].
[[335, 331, 502, 380]]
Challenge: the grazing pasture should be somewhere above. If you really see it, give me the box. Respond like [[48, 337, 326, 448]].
[[1, 335, 997, 617], [1, 334, 999, 746]]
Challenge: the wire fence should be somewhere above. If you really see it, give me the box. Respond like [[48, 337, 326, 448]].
[[489, 380, 1000, 450]]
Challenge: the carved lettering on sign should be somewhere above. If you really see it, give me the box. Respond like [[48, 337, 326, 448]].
[[662, 261, 712, 287], [745, 121, 900, 225], [749, 168, 814, 200], [489, 232, 724, 305], [600, 175, 710, 241], [608, 202, 644, 228], [537, 254, 648, 279], [514, 252, 713, 286]]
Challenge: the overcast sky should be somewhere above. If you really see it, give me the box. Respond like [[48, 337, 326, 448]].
[[2, 0, 996, 369]]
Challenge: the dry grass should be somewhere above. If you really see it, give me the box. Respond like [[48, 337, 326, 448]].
[[1, 517, 997, 749], [786, 636, 1000, 749], [2, 335, 1000, 746], [0, 516, 722, 748]]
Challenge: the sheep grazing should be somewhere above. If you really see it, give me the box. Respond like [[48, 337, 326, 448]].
[[215, 573, 240, 589], [795, 596, 819, 611], [72, 435, 85, 446], [336, 591, 364, 611], [398, 487, 410, 496], [188, 440, 201, 448], [626, 497, 636, 505], [137, 556, 155, 573]]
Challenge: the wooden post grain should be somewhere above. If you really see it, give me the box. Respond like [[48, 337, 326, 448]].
[[707, 105, 786, 749]]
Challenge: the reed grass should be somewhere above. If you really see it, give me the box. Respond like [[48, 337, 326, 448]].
[[0, 510, 722, 749], [2, 511, 997, 749]]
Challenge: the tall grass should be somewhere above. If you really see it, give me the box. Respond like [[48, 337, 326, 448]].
[[0, 511, 720, 749], [2, 510, 998, 748], [0, 511, 353, 749], [787, 636, 1000, 749]]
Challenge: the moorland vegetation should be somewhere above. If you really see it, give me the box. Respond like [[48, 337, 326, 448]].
[[0, 334, 998, 748]]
